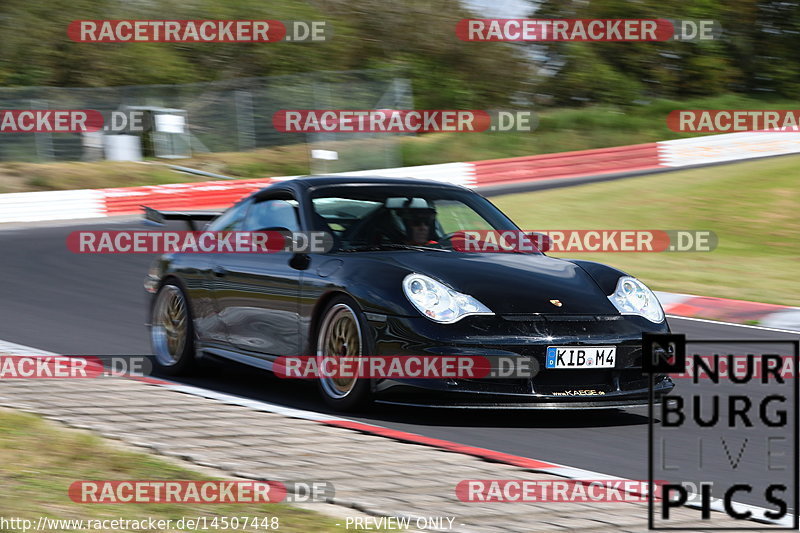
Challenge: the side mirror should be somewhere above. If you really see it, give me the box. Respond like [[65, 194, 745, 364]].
[[527, 232, 551, 253], [289, 253, 311, 270], [250, 227, 293, 253]]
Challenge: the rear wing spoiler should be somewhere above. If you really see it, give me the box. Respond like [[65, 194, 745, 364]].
[[142, 206, 220, 231]]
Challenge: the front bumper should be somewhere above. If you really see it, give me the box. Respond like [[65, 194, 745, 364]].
[[366, 313, 674, 407]]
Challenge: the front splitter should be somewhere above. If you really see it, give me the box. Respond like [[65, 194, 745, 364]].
[[374, 397, 658, 410]]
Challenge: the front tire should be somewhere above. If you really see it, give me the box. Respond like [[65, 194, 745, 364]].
[[150, 282, 196, 375], [315, 296, 373, 411]]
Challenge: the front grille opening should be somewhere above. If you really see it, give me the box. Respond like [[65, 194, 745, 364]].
[[532, 368, 647, 394]]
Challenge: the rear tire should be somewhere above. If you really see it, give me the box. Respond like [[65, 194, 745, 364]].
[[315, 296, 373, 411], [150, 282, 196, 376]]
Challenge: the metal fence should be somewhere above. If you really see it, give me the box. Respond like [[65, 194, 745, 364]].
[[0, 69, 413, 172]]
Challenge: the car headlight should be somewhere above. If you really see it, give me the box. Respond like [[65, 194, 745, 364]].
[[403, 273, 493, 324], [608, 276, 665, 323]]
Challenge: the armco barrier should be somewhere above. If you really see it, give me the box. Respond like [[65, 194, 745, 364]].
[[472, 143, 661, 187]]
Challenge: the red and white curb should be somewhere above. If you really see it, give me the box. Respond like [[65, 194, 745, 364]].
[[0, 338, 790, 527], [657, 130, 800, 167], [2, 129, 799, 224], [657, 291, 800, 333], [0, 189, 106, 222]]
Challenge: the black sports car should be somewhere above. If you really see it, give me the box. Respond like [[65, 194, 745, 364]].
[[144, 176, 673, 411]]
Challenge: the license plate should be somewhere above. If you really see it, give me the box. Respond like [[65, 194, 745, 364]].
[[546, 346, 616, 369]]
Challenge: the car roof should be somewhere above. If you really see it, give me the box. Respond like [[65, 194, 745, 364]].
[[280, 175, 465, 190], [252, 175, 469, 200]]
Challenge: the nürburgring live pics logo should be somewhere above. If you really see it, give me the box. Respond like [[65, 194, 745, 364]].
[[645, 333, 799, 530]]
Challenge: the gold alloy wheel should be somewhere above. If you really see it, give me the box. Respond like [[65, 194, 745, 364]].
[[151, 285, 188, 366], [317, 303, 363, 399]]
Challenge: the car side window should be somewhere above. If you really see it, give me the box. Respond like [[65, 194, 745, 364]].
[[242, 199, 300, 232], [434, 199, 494, 234], [206, 201, 248, 231]]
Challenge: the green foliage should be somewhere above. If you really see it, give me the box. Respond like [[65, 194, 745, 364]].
[[0, 0, 533, 109], [0, 1, 795, 110], [540, 44, 645, 105], [532, 0, 800, 104]]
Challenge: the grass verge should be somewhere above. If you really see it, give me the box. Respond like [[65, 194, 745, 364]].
[[492, 155, 800, 307], [0, 408, 370, 532]]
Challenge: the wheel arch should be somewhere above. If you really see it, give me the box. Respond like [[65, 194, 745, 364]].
[[307, 289, 360, 353], [149, 274, 197, 332], [151, 274, 186, 309]]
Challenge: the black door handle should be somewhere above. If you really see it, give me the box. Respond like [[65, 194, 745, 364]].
[[213, 266, 227, 277]]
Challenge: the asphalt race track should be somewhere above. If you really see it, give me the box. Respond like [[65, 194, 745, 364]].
[[1, 218, 798, 512]]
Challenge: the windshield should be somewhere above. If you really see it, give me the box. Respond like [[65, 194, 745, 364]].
[[309, 184, 534, 253]]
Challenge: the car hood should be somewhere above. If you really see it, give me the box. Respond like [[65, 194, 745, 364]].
[[389, 251, 620, 315]]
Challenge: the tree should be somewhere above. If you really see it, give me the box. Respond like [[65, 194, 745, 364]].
[[529, 0, 798, 104]]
